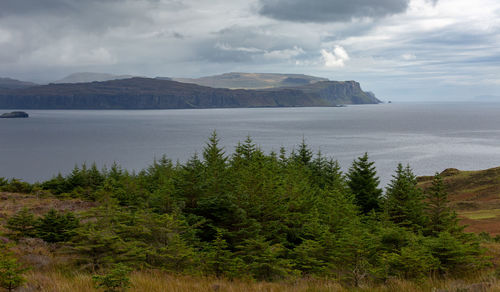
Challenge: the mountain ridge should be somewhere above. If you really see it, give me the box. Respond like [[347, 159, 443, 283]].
[[0, 77, 37, 90], [54, 72, 136, 84], [173, 72, 329, 89]]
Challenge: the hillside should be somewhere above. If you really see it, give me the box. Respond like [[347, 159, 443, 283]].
[[0, 77, 380, 109], [0, 77, 37, 90], [173, 72, 328, 89], [418, 167, 500, 235], [53, 72, 136, 84]]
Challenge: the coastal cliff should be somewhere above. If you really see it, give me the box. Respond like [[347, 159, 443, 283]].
[[0, 77, 380, 109]]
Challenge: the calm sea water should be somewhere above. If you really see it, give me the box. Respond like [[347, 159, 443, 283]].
[[2, 103, 500, 186]]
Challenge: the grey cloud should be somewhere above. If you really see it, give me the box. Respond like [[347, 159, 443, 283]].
[[259, 0, 410, 23], [0, 0, 162, 16], [196, 26, 316, 63], [0, 0, 189, 72], [0, 0, 185, 33]]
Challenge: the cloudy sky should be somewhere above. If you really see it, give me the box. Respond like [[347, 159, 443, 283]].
[[0, 0, 499, 101]]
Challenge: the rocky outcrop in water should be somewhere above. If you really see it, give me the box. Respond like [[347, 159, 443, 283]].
[[0, 111, 29, 118]]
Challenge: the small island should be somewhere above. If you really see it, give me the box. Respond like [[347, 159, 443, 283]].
[[0, 111, 29, 118]]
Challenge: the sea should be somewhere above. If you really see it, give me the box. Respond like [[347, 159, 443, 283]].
[[2, 102, 500, 186]]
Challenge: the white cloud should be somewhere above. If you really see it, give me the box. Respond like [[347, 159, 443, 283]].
[[215, 42, 264, 53], [402, 53, 416, 60], [321, 46, 350, 68], [262, 46, 305, 60]]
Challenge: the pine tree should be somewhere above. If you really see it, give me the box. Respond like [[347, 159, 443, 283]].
[[311, 151, 344, 191], [202, 131, 229, 197], [346, 153, 382, 215], [385, 163, 425, 229], [72, 222, 145, 272], [233, 136, 257, 164], [6, 208, 37, 240], [92, 263, 131, 292], [291, 138, 313, 166], [237, 236, 294, 281], [425, 173, 459, 235], [333, 222, 377, 287], [36, 209, 79, 243], [88, 163, 105, 190], [205, 229, 235, 278], [176, 153, 203, 210], [0, 253, 27, 292], [140, 212, 195, 271]]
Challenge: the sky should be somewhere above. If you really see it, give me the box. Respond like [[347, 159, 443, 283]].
[[0, 0, 499, 101]]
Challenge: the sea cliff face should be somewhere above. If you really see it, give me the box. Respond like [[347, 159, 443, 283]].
[[0, 77, 380, 109], [286, 80, 380, 105]]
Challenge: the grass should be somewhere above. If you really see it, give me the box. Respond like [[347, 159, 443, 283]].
[[0, 192, 95, 217], [460, 209, 500, 220], [20, 269, 500, 292]]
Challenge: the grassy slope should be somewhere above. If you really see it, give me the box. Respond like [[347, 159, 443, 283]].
[[418, 166, 500, 235]]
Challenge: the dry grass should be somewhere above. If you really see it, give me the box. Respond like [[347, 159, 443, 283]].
[[17, 269, 500, 292], [24, 270, 348, 292], [0, 192, 95, 217]]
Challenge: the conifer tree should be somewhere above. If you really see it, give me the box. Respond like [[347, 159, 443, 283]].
[[291, 138, 313, 166], [278, 147, 288, 167], [92, 263, 131, 292], [346, 153, 382, 214], [237, 236, 294, 281], [205, 229, 235, 278], [385, 163, 425, 229], [425, 173, 459, 235], [0, 252, 27, 292], [202, 131, 229, 196], [72, 218, 146, 272], [233, 136, 257, 164], [311, 151, 344, 191], [36, 209, 79, 243], [88, 163, 105, 189], [176, 153, 203, 210], [6, 208, 36, 239]]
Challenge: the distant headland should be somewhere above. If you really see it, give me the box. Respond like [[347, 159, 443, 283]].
[[0, 72, 381, 110]]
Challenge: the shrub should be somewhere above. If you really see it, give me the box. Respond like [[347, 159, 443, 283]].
[[92, 263, 132, 292], [0, 252, 28, 292], [36, 209, 79, 243]]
